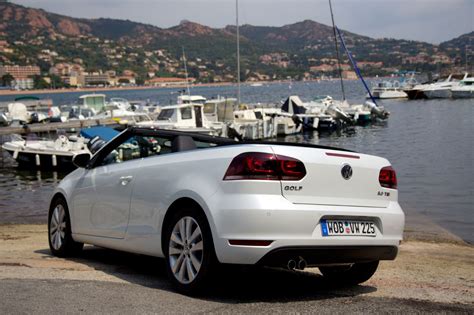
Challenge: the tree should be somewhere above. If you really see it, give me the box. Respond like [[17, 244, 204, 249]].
[[135, 77, 145, 85], [1, 73, 14, 87], [49, 74, 69, 89], [32, 75, 49, 89]]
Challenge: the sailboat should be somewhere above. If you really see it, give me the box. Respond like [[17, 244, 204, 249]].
[[328, 0, 389, 122]]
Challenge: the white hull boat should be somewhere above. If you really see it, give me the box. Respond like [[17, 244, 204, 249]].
[[424, 88, 453, 99], [368, 81, 408, 99], [369, 89, 408, 99], [137, 103, 227, 137], [423, 74, 457, 99], [451, 75, 474, 99], [2, 135, 89, 169]]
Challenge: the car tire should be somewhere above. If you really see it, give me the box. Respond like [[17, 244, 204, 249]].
[[319, 261, 379, 286], [48, 197, 83, 257], [163, 206, 216, 295]]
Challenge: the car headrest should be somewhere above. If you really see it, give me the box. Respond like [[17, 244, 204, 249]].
[[171, 135, 197, 153]]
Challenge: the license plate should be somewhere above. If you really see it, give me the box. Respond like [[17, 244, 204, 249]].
[[321, 219, 376, 237]]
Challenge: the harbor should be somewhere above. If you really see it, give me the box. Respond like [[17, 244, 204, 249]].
[[0, 80, 473, 245], [0, 0, 472, 311]]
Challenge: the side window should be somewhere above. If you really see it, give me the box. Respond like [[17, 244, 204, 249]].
[[157, 109, 174, 121], [180, 107, 192, 120], [194, 140, 217, 149], [100, 135, 174, 166]]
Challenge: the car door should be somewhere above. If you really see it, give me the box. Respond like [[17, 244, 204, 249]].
[[72, 133, 142, 239]]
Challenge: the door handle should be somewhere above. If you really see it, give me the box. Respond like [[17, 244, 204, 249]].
[[119, 176, 133, 186]]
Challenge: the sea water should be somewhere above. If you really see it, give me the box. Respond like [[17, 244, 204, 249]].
[[0, 80, 472, 243]]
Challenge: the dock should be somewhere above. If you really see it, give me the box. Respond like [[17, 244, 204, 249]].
[[0, 118, 119, 136], [0, 99, 54, 110]]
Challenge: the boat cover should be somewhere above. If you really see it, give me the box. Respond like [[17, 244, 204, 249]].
[[281, 96, 306, 114], [80, 126, 119, 142]]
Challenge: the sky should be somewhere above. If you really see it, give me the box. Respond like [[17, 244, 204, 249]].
[[12, 0, 474, 44]]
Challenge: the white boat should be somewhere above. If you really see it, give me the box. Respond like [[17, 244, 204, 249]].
[[79, 94, 106, 113], [423, 75, 458, 99], [284, 95, 354, 130], [322, 96, 386, 124], [281, 96, 323, 131], [232, 108, 277, 139], [203, 97, 236, 123], [62, 94, 143, 121], [368, 81, 408, 99], [177, 95, 207, 105], [451, 74, 473, 99], [255, 107, 302, 136], [6, 102, 31, 124], [137, 103, 226, 136], [2, 134, 90, 169]]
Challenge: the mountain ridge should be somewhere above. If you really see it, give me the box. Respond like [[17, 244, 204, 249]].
[[0, 1, 470, 83]]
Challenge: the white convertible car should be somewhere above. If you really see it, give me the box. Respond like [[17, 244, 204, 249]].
[[48, 127, 404, 293]]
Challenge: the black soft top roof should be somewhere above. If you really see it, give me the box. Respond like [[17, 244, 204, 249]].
[[129, 127, 353, 153]]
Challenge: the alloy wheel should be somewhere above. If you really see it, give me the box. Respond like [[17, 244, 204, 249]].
[[50, 204, 66, 250], [168, 216, 204, 284]]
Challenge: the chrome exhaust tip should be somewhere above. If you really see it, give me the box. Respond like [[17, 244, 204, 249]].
[[297, 257, 307, 270], [287, 259, 296, 270]]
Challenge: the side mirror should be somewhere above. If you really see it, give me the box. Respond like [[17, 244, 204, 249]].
[[73, 153, 91, 168]]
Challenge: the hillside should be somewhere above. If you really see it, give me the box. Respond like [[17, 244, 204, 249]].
[[440, 32, 473, 64], [0, 1, 470, 84]]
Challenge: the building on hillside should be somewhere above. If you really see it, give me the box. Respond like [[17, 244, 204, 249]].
[[145, 77, 195, 87], [12, 78, 34, 90], [0, 40, 12, 53], [358, 61, 383, 68], [63, 73, 85, 87], [310, 64, 335, 72], [84, 73, 110, 86], [0, 65, 40, 79], [117, 76, 136, 85], [342, 70, 358, 80], [49, 63, 84, 76], [122, 70, 136, 77]]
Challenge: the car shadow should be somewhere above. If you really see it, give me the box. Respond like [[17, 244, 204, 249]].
[[34, 246, 377, 303]]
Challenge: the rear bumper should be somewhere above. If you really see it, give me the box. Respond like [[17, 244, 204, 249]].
[[207, 194, 405, 265], [257, 245, 398, 267]]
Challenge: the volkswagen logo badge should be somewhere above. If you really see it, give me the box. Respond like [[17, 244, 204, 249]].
[[341, 164, 353, 180]]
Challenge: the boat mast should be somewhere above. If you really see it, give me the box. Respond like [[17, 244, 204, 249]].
[[236, 0, 241, 106], [466, 45, 468, 73], [182, 46, 191, 98], [329, 0, 346, 101]]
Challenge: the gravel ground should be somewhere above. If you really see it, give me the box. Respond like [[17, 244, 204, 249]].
[[0, 224, 473, 314]]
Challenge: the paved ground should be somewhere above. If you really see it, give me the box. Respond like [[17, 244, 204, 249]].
[[0, 225, 473, 314]]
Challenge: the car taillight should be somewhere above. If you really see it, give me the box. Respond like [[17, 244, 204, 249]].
[[379, 166, 397, 189], [223, 152, 306, 181]]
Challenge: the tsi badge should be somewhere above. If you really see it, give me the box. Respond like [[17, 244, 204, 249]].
[[341, 164, 353, 180]]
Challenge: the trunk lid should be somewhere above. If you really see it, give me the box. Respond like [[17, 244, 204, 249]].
[[272, 145, 396, 208]]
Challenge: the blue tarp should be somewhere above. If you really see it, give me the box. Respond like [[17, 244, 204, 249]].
[[79, 126, 120, 142]]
